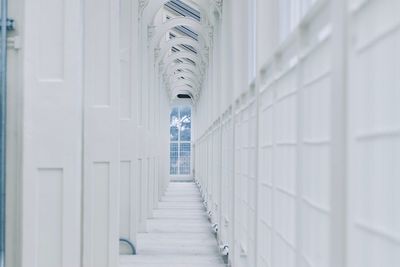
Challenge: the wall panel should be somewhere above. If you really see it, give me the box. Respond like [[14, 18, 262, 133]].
[[21, 0, 83, 266], [347, 0, 400, 266], [36, 168, 63, 267], [119, 161, 132, 254], [83, 0, 120, 265], [194, 1, 400, 267], [92, 162, 111, 267], [220, 112, 234, 248], [37, 0, 65, 80]]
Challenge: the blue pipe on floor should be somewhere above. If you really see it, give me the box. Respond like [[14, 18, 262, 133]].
[[119, 238, 137, 255]]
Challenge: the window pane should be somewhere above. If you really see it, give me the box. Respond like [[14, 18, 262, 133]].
[[170, 107, 179, 141], [180, 127, 191, 141], [179, 143, 191, 175], [170, 143, 178, 175], [170, 127, 179, 141], [170, 107, 179, 122], [180, 107, 191, 141], [180, 106, 191, 121]]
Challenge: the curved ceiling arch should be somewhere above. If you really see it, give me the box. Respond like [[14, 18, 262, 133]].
[[168, 73, 201, 88], [162, 51, 203, 73], [143, 0, 210, 25], [162, 62, 204, 89], [165, 64, 202, 82], [163, 60, 203, 75], [169, 70, 199, 82], [150, 17, 210, 50], [164, 65, 202, 89], [164, 63, 198, 80], [158, 37, 206, 63], [170, 79, 199, 93], [167, 66, 197, 78], [141, 0, 217, 103], [169, 77, 198, 90]]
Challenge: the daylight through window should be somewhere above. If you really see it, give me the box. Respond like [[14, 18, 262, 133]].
[[170, 106, 192, 175]]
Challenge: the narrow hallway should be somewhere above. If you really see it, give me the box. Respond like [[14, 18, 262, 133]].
[[120, 182, 226, 267], [3, 0, 400, 266]]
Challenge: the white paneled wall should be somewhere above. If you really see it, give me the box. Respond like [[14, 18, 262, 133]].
[[19, 0, 83, 266], [5, 0, 400, 266], [195, 0, 399, 266], [119, 0, 141, 255], [82, 0, 121, 265], [220, 110, 234, 250], [234, 95, 258, 267], [9, 0, 171, 266], [256, 3, 334, 265], [347, 0, 400, 266]]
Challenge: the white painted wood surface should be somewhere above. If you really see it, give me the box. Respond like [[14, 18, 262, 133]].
[[19, 0, 83, 266], [6, 0, 400, 266], [82, 0, 121, 266], [120, 182, 226, 267]]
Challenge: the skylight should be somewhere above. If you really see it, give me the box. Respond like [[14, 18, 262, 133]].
[[164, 0, 201, 21], [172, 26, 198, 41]]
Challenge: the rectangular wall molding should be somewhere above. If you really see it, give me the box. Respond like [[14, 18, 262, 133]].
[[37, 0, 65, 81], [92, 162, 110, 267], [36, 168, 63, 267]]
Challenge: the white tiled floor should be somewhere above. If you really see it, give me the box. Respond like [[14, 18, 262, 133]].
[[120, 182, 226, 267]]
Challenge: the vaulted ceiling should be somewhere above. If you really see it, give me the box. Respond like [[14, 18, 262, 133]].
[[140, 0, 222, 102]]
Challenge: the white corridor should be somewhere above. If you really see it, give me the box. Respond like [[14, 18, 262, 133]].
[[2, 0, 400, 267], [121, 182, 226, 267]]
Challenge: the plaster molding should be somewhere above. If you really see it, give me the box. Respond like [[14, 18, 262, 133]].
[[169, 73, 201, 88], [151, 17, 210, 49], [214, 0, 223, 15], [138, 0, 150, 20], [203, 48, 210, 64], [164, 62, 203, 79], [208, 26, 214, 47], [157, 36, 208, 63], [154, 48, 161, 59], [147, 25, 156, 45]]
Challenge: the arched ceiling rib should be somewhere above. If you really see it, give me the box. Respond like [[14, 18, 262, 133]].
[[142, 0, 211, 25], [149, 17, 210, 50], [169, 73, 201, 89], [162, 51, 202, 70], [167, 66, 197, 78], [142, 0, 221, 102], [165, 62, 202, 78], [158, 37, 206, 63]]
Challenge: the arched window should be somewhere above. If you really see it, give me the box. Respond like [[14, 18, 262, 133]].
[[170, 106, 192, 175]]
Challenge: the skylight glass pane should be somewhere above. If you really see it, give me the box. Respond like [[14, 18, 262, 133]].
[[184, 58, 196, 65], [180, 44, 197, 54], [172, 26, 198, 41], [164, 0, 201, 21]]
